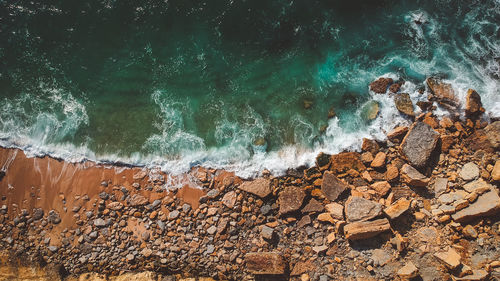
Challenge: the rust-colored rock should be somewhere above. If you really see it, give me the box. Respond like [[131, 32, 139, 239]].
[[279, 186, 306, 215], [345, 196, 383, 222], [330, 152, 366, 174], [387, 126, 408, 142], [401, 164, 429, 187], [371, 152, 387, 168], [370, 181, 391, 196], [302, 198, 325, 213], [426, 77, 459, 110], [465, 89, 483, 116], [238, 178, 271, 198], [370, 77, 394, 93], [362, 138, 379, 155], [321, 172, 348, 201], [128, 194, 149, 207], [245, 252, 286, 275], [384, 198, 411, 219], [344, 218, 391, 240]]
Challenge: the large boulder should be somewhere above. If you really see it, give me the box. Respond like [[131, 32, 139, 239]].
[[426, 77, 459, 110], [238, 178, 271, 198], [345, 196, 383, 222], [245, 252, 286, 275], [370, 77, 394, 93], [465, 89, 483, 116], [394, 93, 415, 116], [321, 172, 348, 201], [401, 121, 439, 168], [278, 186, 306, 215]]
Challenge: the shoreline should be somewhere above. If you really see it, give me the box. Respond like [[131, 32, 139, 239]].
[[1, 78, 500, 281]]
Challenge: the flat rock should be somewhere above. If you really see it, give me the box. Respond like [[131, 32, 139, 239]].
[[371, 249, 392, 266], [371, 181, 391, 196], [370, 77, 393, 93], [462, 179, 493, 193], [128, 194, 148, 206], [452, 269, 488, 281], [279, 186, 306, 215], [384, 198, 411, 219], [302, 198, 325, 213], [451, 190, 500, 222], [388, 126, 408, 142], [394, 93, 415, 116], [107, 202, 124, 211], [459, 162, 479, 181], [434, 248, 461, 269], [434, 177, 448, 195], [238, 178, 271, 198], [325, 202, 344, 220], [344, 218, 391, 240], [345, 197, 383, 222], [245, 252, 286, 275], [221, 191, 237, 209], [401, 121, 439, 168], [397, 261, 418, 278], [438, 191, 467, 205], [321, 172, 348, 201], [401, 164, 429, 187], [484, 121, 500, 148]]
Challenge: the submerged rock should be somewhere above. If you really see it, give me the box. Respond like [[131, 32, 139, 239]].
[[394, 93, 415, 116], [361, 100, 380, 121]]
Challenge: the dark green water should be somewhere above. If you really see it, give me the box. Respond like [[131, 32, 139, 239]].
[[0, 0, 499, 176]]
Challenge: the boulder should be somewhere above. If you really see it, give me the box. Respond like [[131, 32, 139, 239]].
[[261, 226, 275, 240], [459, 162, 479, 181], [370, 77, 394, 93], [389, 81, 403, 93], [484, 121, 500, 149], [462, 179, 493, 193], [401, 121, 439, 168], [47, 210, 61, 224], [325, 202, 344, 220], [330, 152, 366, 173], [32, 208, 44, 220], [465, 89, 483, 116], [401, 164, 429, 187], [384, 198, 411, 220], [371, 181, 391, 197], [371, 152, 387, 168], [302, 198, 325, 213], [362, 138, 380, 155], [345, 196, 383, 222], [452, 269, 488, 281], [397, 261, 418, 279], [394, 93, 415, 116], [434, 248, 461, 269], [238, 178, 271, 198], [343, 218, 391, 240], [279, 186, 306, 215], [426, 77, 459, 110], [321, 172, 348, 201], [245, 252, 286, 275], [221, 191, 237, 209], [387, 126, 408, 142], [290, 261, 315, 276], [451, 190, 500, 222]]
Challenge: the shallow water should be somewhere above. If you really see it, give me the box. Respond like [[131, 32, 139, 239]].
[[0, 0, 499, 177]]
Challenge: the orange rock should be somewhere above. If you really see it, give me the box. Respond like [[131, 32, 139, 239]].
[[423, 114, 439, 129], [362, 138, 379, 155], [370, 181, 391, 197], [387, 126, 408, 142], [371, 152, 387, 168], [330, 152, 366, 173], [385, 164, 399, 182]]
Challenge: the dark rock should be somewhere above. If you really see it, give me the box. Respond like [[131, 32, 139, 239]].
[[279, 186, 306, 215], [426, 77, 459, 110], [401, 121, 439, 168], [32, 208, 44, 220], [321, 172, 348, 201], [465, 89, 483, 116], [370, 77, 394, 94], [484, 121, 500, 149], [47, 210, 61, 224], [98, 191, 109, 200], [261, 226, 275, 240]]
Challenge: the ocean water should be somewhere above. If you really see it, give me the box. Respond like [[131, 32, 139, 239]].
[[0, 0, 499, 178]]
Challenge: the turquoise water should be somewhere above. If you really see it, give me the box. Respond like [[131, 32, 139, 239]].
[[0, 0, 499, 176]]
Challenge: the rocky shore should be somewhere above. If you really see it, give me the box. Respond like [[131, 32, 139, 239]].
[[1, 77, 499, 281]]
